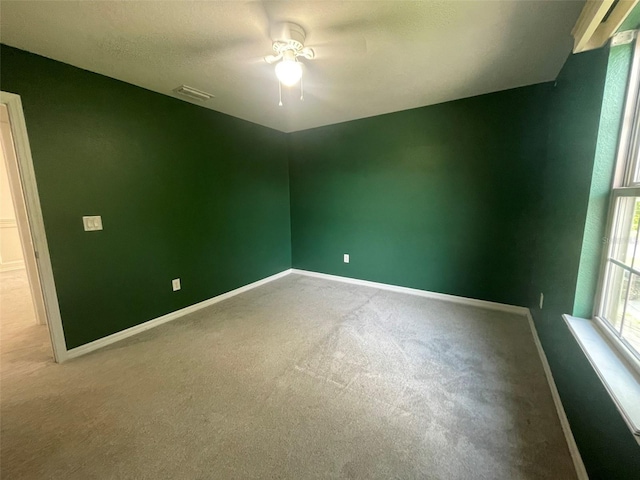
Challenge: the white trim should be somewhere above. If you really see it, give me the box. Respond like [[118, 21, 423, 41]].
[[291, 269, 586, 478], [615, 33, 640, 188], [291, 269, 529, 315], [1, 92, 66, 359], [0, 218, 18, 227], [61, 266, 588, 476], [564, 314, 640, 445], [572, 0, 616, 53], [593, 314, 640, 376], [66, 269, 292, 360], [0, 260, 25, 272], [572, 0, 639, 53], [1, 109, 47, 327], [527, 312, 589, 479]]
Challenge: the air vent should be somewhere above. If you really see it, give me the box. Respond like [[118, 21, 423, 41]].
[[172, 85, 214, 102]]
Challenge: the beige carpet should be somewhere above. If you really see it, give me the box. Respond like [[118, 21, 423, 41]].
[[1, 273, 576, 479]]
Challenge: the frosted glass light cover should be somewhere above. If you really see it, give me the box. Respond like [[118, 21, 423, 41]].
[[275, 60, 302, 86]]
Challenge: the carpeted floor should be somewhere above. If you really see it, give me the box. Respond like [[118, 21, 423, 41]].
[[1, 273, 577, 479]]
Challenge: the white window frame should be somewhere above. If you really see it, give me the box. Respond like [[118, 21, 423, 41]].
[[594, 32, 640, 376]]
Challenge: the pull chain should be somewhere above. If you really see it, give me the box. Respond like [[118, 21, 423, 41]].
[[300, 75, 304, 101], [278, 80, 283, 107]]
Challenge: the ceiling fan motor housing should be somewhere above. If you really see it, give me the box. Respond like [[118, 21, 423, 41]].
[[271, 22, 306, 48], [265, 22, 315, 64], [271, 22, 306, 51]]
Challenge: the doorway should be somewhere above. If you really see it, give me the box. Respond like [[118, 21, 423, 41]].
[[0, 92, 66, 364]]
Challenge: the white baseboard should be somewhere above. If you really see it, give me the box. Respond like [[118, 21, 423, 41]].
[[0, 260, 25, 272], [291, 268, 529, 316], [526, 311, 588, 480], [65, 269, 292, 360], [62, 265, 586, 479]]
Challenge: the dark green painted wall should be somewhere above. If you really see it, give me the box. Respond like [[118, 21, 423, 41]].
[[289, 84, 551, 307], [3, 40, 639, 478], [530, 47, 640, 479], [289, 46, 640, 476], [0, 45, 291, 349]]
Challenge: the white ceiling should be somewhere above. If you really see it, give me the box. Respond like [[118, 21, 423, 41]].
[[0, 1, 584, 133]]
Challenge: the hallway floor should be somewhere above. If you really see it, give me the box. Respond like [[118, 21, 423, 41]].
[[0, 268, 52, 379]]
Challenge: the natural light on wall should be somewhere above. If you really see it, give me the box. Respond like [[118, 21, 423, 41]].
[[595, 29, 640, 366]]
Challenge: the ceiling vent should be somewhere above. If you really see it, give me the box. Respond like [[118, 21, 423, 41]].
[[172, 85, 214, 102]]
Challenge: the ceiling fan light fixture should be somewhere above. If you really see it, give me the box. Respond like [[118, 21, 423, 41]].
[[275, 51, 302, 86]]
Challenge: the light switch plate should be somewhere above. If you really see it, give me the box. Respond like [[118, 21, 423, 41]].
[[82, 216, 103, 231], [344, 254, 350, 263], [172, 278, 181, 291]]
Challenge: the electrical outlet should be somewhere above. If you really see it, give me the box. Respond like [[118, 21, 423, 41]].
[[539, 293, 544, 309], [344, 254, 350, 263], [172, 278, 181, 291], [82, 215, 103, 231]]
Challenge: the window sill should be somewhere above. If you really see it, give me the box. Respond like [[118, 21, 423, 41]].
[[563, 315, 640, 444]]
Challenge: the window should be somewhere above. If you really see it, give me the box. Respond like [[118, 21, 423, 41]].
[[598, 195, 640, 357], [595, 33, 640, 370]]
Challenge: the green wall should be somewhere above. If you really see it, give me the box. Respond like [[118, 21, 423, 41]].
[[0, 45, 291, 349], [289, 46, 640, 476], [3, 40, 640, 477], [530, 47, 640, 479], [619, 3, 640, 31], [289, 84, 551, 307]]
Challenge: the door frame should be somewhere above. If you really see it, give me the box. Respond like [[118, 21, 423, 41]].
[[1, 105, 46, 326], [1, 91, 67, 362]]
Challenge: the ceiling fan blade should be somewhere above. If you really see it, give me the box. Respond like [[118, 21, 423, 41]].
[[298, 47, 315, 60], [164, 33, 264, 64], [324, 17, 381, 37], [311, 35, 367, 59], [210, 37, 262, 58], [322, 7, 408, 38], [264, 53, 282, 64], [244, 0, 278, 40]]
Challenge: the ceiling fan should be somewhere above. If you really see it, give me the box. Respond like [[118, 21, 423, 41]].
[[263, 22, 315, 105]]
